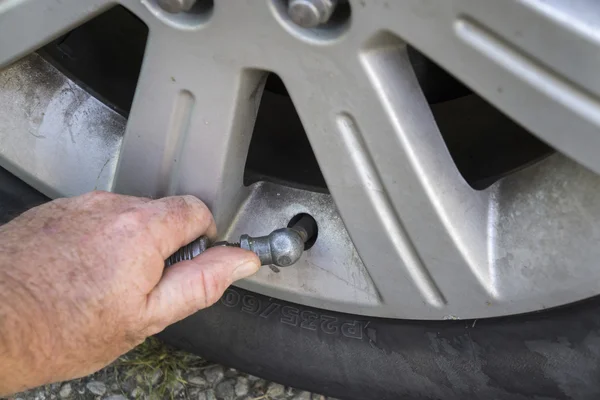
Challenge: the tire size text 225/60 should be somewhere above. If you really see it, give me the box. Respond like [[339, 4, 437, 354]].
[[221, 288, 374, 341]]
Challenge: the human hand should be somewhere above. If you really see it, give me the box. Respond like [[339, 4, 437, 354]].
[[0, 191, 260, 395]]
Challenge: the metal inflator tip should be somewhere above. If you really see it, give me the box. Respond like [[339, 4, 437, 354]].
[[166, 214, 318, 268]]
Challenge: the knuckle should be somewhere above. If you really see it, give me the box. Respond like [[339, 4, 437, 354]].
[[113, 208, 148, 231], [170, 196, 192, 214], [161, 197, 190, 230], [79, 190, 117, 208], [89, 189, 111, 197], [156, 196, 213, 229], [84, 190, 113, 201], [164, 196, 212, 231], [182, 194, 206, 208], [180, 195, 210, 218], [81, 191, 150, 209]]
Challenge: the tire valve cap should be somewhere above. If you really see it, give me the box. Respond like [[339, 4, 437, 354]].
[[166, 215, 317, 268]]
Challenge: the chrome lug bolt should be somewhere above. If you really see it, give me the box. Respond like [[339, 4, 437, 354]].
[[287, 0, 337, 28], [157, 0, 197, 14]]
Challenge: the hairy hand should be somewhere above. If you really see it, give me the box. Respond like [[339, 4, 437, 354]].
[[0, 191, 260, 395]]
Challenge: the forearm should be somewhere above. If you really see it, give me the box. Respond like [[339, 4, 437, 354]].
[[0, 315, 29, 395], [0, 271, 39, 395]]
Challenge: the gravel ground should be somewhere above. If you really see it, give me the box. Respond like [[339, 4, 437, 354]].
[[5, 338, 333, 400]]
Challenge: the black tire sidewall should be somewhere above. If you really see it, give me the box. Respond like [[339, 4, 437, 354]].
[[159, 285, 600, 400]]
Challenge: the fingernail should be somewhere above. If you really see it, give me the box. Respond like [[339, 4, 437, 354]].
[[232, 260, 260, 281]]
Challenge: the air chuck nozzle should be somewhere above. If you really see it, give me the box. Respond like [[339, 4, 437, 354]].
[[240, 228, 306, 267], [166, 214, 318, 268]]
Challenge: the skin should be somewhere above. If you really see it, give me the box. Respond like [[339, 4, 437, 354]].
[[0, 191, 260, 395]]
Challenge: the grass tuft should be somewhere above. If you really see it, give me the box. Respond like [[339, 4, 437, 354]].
[[117, 337, 208, 399]]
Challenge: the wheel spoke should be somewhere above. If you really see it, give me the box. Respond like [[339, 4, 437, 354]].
[[0, 0, 114, 68], [112, 30, 267, 229], [0, 54, 125, 198], [278, 39, 492, 314], [371, 0, 600, 175]]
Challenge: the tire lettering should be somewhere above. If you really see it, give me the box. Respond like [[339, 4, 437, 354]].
[[341, 320, 364, 339], [241, 295, 261, 315], [220, 290, 373, 342], [320, 315, 338, 335], [259, 302, 281, 318], [221, 288, 240, 308], [280, 306, 299, 326], [300, 311, 318, 331]]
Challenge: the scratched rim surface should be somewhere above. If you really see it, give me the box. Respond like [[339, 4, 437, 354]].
[[2, 0, 600, 320]]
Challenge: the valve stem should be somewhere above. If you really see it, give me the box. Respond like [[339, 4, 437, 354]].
[[166, 215, 317, 268]]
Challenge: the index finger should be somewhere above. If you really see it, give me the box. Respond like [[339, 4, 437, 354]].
[[139, 195, 217, 260]]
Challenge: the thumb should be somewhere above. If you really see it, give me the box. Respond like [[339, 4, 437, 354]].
[[144, 246, 260, 332]]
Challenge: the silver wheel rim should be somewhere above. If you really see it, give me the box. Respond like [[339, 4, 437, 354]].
[[2, 0, 600, 320]]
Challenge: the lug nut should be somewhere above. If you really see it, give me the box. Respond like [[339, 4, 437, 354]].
[[287, 0, 337, 28], [157, 0, 197, 13]]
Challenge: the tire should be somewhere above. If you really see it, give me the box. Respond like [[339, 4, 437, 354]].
[[160, 285, 600, 400], [0, 167, 48, 224]]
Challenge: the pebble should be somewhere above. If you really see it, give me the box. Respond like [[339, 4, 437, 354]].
[[86, 381, 107, 396], [252, 379, 267, 395], [58, 383, 71, 398], [120, 379, 136, 393], [267, 382, 286, 398], [150, 369, 163, 385], [234, 376, 249, 397], [33, 392, 46, 400], [188, 375, 208, 387], [293, 391, 312, 400], [169, 380, 185, 395], [204, 365, 225, 384], [215, 379, 236, 400], [104, 396, 127, 400], [198, 389, 217, 400], [224, 368, 238, 378], [14, 351, 329, 400], [130, 387, 144, 398]]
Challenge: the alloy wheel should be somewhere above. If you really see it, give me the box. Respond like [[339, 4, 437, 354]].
[[1, 0, 600, 319]]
